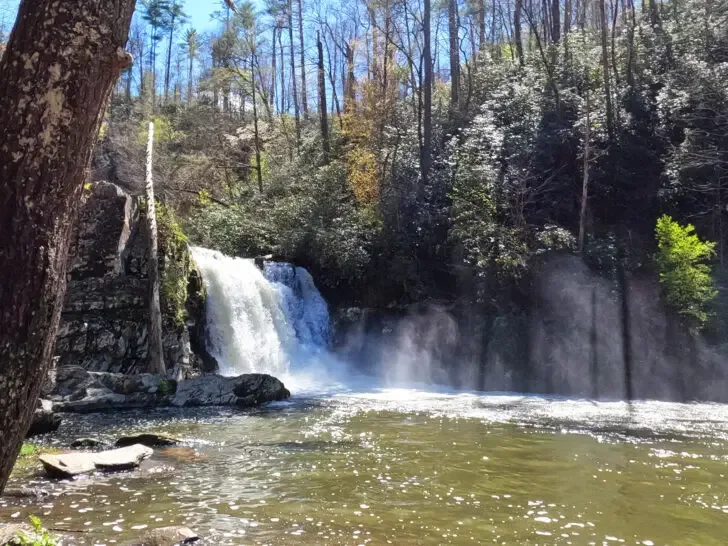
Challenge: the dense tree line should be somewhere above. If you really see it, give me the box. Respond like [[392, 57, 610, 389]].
[[90, 0, 726, 317]]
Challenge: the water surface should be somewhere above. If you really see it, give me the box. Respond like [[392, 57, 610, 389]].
[[4, 389, 728, 545]]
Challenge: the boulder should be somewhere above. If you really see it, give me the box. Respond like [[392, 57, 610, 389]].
[[39, 444, 153, 478], [49, 367, 289, 413], [171, 373, 290, 408], [115, 433, 180, 448], [26, 399, 61, 437], [133, 526, 200, 546]]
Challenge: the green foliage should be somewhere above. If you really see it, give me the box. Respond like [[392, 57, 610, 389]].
[[19, 443, 41, 457], [13, 516, 58, 546], [158, 378, 177, 395], [655, 215, 717, 327]]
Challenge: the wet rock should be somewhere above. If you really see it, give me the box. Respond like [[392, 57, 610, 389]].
[[26, 399, 62, 437], [52, 368, 172, 413], [70, 438, 110, 449], [49, 368, 287, 413], [93, 444, 154, 472], [39, 452, 95, 477], [39, 444, 153, 478], [171, 374, 290, 408], [116, 433, 180, 448], [1, 487, 49, 500], [133, 526, 200, 546]]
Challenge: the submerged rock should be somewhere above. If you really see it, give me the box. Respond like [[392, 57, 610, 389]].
[[39, 444, 153, 478], [116, 433, 180, 448], [26, 399, 61, 437], [171, 373, 290, 408], [70, 438, 110, 449], [133, 526, 200, 546]]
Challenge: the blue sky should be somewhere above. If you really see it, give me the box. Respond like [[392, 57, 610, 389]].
[[0, 1, 219, 36]]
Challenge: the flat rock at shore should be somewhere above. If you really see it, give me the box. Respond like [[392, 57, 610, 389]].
[[39, 444, 153, 478]]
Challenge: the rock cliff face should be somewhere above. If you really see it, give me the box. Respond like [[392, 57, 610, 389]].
[[54, 182, 212, 378]]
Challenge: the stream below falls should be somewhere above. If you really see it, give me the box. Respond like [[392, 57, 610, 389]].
[[5, 393, 728, 545]]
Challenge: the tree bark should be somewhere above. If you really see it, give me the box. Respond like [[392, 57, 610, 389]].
[[279, 29, 287, 115], [448, 0, 460, 116], [552, 0, 561, 42], [479, 0, 487, 51], [288, 0, 301, 145], [164, 12, 175, 104], [0, 0, 136, 494], [145, 122, 165, 376], [578, 88, 591, 253], [422, 0, 433, 192], [515, 0, 525, 65], [317, 31, 330, 158], [297, 0, 308, 117], [271, 24, 277, 112], [251, 54, 264, 192], [599, 0, 615, 142]]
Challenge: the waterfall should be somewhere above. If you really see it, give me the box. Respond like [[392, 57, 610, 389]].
[[190, 247, 331, 380]]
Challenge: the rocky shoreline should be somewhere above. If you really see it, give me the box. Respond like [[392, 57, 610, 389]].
[[28, 366, 290, 436]]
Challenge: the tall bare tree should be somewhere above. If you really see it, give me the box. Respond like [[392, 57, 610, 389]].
[[297, 0, 309, 117]]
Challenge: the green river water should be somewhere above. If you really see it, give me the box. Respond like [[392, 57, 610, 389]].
[[4, 389, 728, 545]]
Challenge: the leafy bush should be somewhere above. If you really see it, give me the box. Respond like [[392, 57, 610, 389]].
[[655, 214, 717, 327], [13, 516, 58, 546]]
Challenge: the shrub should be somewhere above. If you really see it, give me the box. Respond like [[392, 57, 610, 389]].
[[13, 515, 58, 546], [655, 214, 717, 327]]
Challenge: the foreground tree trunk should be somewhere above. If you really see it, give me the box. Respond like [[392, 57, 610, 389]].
[[0, 0, 136, 494], [145, 122, 166, 376]]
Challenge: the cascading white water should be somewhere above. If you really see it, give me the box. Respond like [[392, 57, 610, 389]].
[[190, 247, 333, 384]]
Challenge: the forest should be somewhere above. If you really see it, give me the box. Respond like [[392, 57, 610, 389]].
[[65, 0, 725, 331]]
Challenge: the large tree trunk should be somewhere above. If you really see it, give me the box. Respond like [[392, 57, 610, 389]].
[[317, 31, 330, 158], [145, 122, 165, 376], [422, 0, 433, 193], [514, 0, 525, 65], [279, 30, 287, 115], [271, 24, 277, 112], [288, 0, 301, 145], [479, 0, 486, 51], [552, 0, 561, 42], [251, 54, 264, 193], [599, 0, 615, 142], [448, 0, 460, 116], [297, 0, 308, 117], [578, 88, 591, 253], [0, 0, 136, 494], [164, 15, 175, 104], [187, 50, 194, 103]]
